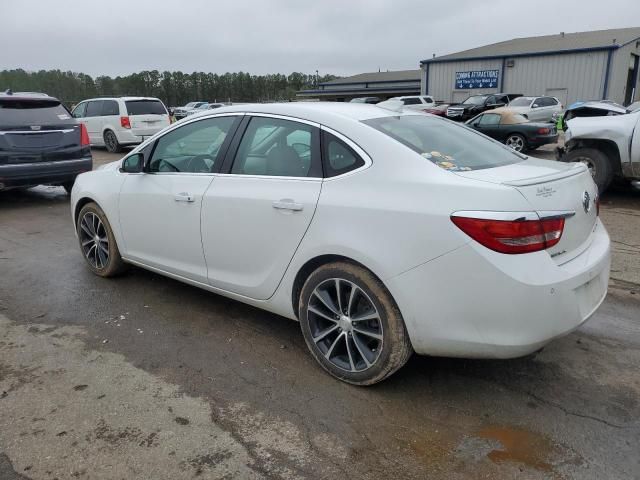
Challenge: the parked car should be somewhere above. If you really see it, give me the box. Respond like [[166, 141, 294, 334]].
[[350, 97, 381, 104], [466, 109, 558, 153], [627, 101, 640, 113], [503, 96, 563, 122], [71, 103, 609, 385], [185, 102, 225, 116], [421, 104, 448, 116], [446, 93, 522, 121], [556, 110, 640, 192], [173, 101, 207, 120], [71, 97, 170, 153], [389, 95, 436, 111], [0, 90, 91, 193]]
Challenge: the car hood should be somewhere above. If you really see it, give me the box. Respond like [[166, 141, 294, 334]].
[[567, 111, 639, 139], [98, 160, 121, 171]]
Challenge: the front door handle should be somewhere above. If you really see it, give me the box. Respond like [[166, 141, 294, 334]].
[[174, 192, 195, 203], [272, 199, 303, 211]]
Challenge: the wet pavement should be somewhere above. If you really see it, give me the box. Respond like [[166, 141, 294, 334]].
[[0, 148, 639, 479]]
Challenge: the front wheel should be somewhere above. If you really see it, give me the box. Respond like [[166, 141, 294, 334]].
[[104, 130, 123, 153], [505, 133, 527, 153], [299, 262, 413, 385], [77, 202, 128, 277], [565, 147, 613, 194]]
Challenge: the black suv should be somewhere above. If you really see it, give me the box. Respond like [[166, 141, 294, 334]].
[[446, 93, 522, 121], [0, 90, 92, 193]]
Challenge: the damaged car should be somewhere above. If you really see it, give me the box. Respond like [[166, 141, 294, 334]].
[[556, 110, 640, 192]]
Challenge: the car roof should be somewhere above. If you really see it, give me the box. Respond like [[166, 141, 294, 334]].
[[0, 91, 59, 101], [80, 96, 162, 102], [206, 102, 416, 124]]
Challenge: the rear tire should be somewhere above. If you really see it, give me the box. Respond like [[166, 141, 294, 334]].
[[505, 133, 527, 153], [76, 202, 128, 277], [299, 261, 413, 385], [104, 130, 123, 153], [565, 147, 613, 194]]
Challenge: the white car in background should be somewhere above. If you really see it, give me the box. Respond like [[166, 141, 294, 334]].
[[72, 97, 170, 152], [186, 103, 225, 116], [505, 96, 563, 122], [70, 102, 610, 385], [389, 95, 437, 111], [173, 101, 208, 120]]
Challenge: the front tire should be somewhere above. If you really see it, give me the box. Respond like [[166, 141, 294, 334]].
[[565, 147, 613, 194], [104, 130, 123, 153], [505, 133, 527, 153], [77, 202, 127, 277], [299, 262, 413, 385]]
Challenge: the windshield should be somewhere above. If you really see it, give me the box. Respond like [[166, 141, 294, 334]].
[[0, 99, 71, 126], [125, 100, 167, 115], [363, 115, 524, 171], [462, 95, 488, 106], [509, 97, 534, 107]]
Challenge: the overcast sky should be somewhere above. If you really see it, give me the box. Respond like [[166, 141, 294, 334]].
[[3, 0, 640, 77]]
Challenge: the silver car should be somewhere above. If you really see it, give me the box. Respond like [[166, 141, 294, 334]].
[[505, 96, 563, 122]]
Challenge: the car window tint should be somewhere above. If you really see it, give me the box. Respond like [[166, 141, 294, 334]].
[[85, 101, 103, 117], [231, 117, 320, 177], [125, 100, 167, 115], [148, 116, 235, 173], [322, 131, 365, 177], [423, 97, 434, 103], [479, 113, 501, 126], [402, 98, 421, 105], [485, 96, 497, 105], [363, 115, 524, 171], [101, 100, 119, 116], [72, 102, 86, 118], [0, 99, 71, 126]]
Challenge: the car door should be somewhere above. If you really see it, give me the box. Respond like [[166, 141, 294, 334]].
[[201, 114, 323, 300], [528, 97, 547, 122], [83, 100, 104, 144], [118, 115, 240, 283], [472, 113, 503, 140]]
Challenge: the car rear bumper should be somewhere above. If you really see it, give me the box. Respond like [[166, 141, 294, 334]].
[[528, 134, 558, 147], [0, 157, 93, 189], [115, 129, 162, 146], [386, 219, 610, 358]]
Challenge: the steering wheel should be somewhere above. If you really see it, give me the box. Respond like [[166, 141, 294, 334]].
[[186, 154, 216, 173]]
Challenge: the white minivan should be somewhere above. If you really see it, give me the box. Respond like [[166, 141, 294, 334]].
[[71, 97, 171, 152]]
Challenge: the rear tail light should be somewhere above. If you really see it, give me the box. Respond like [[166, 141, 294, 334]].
[[120, 116, 131, 129], [451, 215, 565, 254], [537, 127, 550, 134], [79, 123, 90, 146]]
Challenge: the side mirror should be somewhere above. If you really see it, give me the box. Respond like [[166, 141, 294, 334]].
[[120, 153, 144, 173]]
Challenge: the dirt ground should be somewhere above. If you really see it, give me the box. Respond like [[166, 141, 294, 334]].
[[0, 147, 639, 479]]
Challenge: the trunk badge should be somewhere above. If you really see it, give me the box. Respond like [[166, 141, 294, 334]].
[[582, 191, 591, 214]]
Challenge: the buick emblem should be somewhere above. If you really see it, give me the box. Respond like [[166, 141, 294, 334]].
[[582, 191, 591, 214]]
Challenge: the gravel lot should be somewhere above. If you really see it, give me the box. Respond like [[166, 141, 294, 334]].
[[0, 147, 639, 479]]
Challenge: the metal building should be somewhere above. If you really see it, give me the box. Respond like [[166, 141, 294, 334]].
[[297, 70, 421, 102], [421, 27, 640, 106]]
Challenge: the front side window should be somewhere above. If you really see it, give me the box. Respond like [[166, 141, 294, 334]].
[[72, 102, 87, 118], [322, 131, 365, 177], [148, 116, 236, 173], [402, 98, 422, 105], [363, 115, 524, 171], [85, 101, 103, 117], [478, 113, 501, 126], [231, 117, 320, 177]]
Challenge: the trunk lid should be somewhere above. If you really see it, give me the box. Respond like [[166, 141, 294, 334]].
[[124, 99, 170, 137], [456, 158, 598, 261]]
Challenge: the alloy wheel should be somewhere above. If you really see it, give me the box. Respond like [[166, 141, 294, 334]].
[[307, 278, 383, 372], [79, 212, 109, 269], [105, 132, 117, 151], [506, 135, 525, 152]]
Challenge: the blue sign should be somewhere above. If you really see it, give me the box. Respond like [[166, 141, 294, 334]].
[[455, 70, 499, 89]]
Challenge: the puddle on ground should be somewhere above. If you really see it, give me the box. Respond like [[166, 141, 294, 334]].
[[478, 425, 554, 472]]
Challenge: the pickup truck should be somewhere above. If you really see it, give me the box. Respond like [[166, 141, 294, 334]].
[[446, 93, 521, 121], [556, 111, 640, 193]]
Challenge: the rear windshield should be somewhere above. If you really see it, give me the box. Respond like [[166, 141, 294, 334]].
[[125, 100, 167, 116], [0, 99, 71, 126], [363, 115, 524, 171]]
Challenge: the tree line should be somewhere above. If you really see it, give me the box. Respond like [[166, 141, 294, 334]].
[[0, 69, 339, 107]]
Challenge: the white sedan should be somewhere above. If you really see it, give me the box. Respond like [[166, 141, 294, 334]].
[[71, 103, 610, 385]]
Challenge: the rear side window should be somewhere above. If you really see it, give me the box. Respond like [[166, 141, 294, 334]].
[[478, 113, 500, 125], [402, 98, 421, 105], [125, 100, 167, 116], [321, 131, 365, 177], [363, 115, 523, 171], [101, 100, 120, 116], [0, 99, 71, 126], [85, 101, 103, 117]]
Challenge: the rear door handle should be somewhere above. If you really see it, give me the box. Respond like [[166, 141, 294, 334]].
[[174, 192, 195, 203], [272, 199, 303, 211]]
